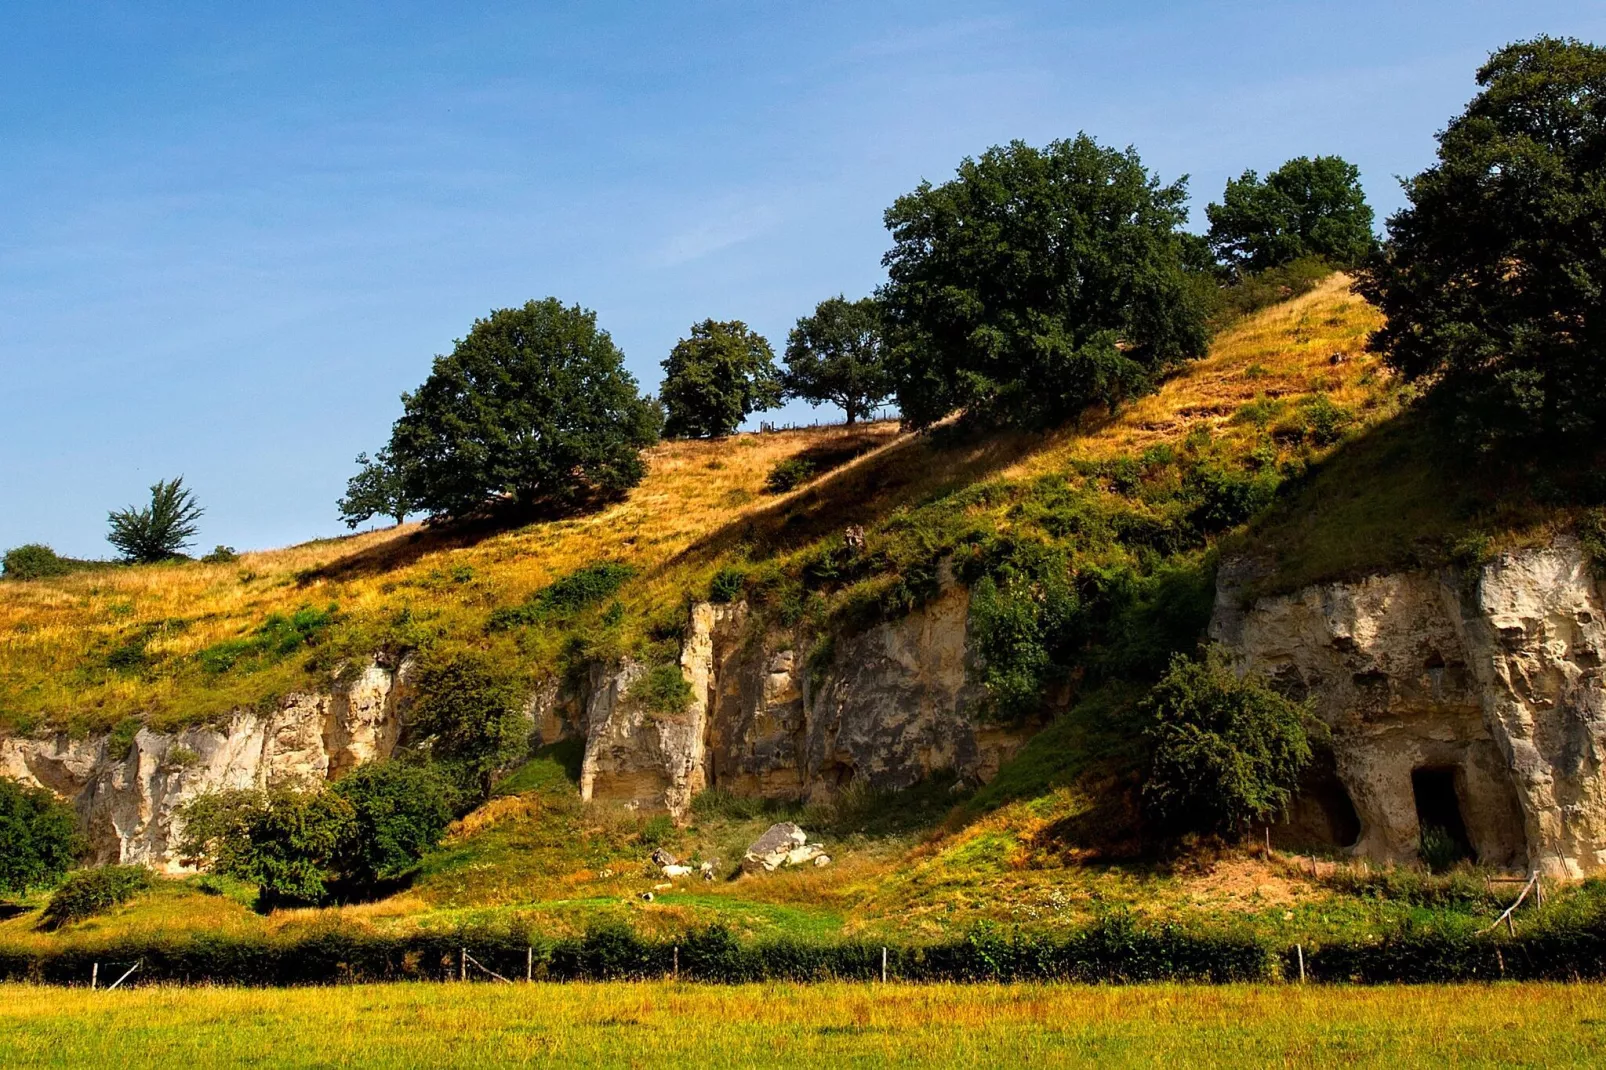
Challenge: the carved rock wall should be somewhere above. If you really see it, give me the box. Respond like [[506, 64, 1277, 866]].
[[1214, 538, 1606, 876]]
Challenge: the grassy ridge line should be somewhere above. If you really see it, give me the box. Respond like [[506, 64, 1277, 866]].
[[3, 982, 1605, 1068]]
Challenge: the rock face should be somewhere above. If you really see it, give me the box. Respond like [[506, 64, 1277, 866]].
[[1214, 537, 1606, 877], [576, 576, 1029, 818], [0, 659, 410, 871]]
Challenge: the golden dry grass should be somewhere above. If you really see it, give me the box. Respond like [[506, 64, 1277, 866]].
[[2, 980, 1603, 1068]]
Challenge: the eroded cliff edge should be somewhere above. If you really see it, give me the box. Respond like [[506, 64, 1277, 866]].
[[1214, 536, 1606, 877]]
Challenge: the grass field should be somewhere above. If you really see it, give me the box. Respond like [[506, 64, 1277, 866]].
[[2, 981, 1603, 1067]]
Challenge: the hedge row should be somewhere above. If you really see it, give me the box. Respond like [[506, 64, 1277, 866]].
[[2, 916, 1603, 986]]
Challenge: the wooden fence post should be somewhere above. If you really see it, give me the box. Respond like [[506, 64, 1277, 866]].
[[91, 963, 98, 991], [881, 947, 888, 984], [1296, 944, 1305, 983], [459, 948, 467, 983], [526, 947, 533, 983]]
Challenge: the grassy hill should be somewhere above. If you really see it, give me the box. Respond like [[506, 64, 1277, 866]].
[[10, 273, 1601, 960]]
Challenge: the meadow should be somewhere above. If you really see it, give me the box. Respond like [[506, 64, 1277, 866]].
[[2, 980, 1602, 1068]]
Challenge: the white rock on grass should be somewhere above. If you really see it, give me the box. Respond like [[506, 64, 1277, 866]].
[[741, 822, 832, 874]]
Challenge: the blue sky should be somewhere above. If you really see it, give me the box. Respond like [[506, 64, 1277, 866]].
[[3, 1, 1601, 557]]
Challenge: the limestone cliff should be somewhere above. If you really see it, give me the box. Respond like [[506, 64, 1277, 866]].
[[0, 660, 408, 871], [1214, 537, 1606, 877]]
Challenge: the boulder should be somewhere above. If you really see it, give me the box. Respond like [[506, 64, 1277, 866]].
[[741, 822, 830, 874]]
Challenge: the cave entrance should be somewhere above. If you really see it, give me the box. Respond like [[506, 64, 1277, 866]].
[[1412, 766, 1474, 863]]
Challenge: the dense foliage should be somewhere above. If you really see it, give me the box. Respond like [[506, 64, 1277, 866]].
[[1358, 36, 1606, 449], [40, 865, 152, 929], [879, 135, 1210, 430], [0, 776, 82, 897], [659, 320, 782, 438], [106, 477, 203, 563], [337, 446, 413, 528], [1141, 649, 1312, 839], [2, 544, 74, 581], [782, 296, 892, 425], [406, 649, 526, 799], [1205, 156, 1375, 275], [329, 762, 456, 888], [385, 298, 661, 519]]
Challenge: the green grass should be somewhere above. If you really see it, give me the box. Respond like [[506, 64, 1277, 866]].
[[3, 982, 1605, 1068]]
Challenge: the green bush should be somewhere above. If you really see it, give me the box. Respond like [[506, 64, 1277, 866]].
[[2, 544, 73, 581], [197, 604, 338, 674], [330, 762, 455, 889], [40, 865, 152, 929], [764, 457, 816, 493], [178, 788, 354, 907], [631, 663, 693, 716], [200, 545, 239, 564], [488, 562, 636, 630], [0, 776, 83, 898], [1418, 825, 1470, 874], [708, 566, 747, 603], [408, 649, 525, 800], [1141, 648, 1312, 839], [106, 717, 142, 762]]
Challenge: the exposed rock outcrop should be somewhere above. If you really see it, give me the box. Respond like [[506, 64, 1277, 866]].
[[1215, 537, 1606, 877], [0, 659, 410, 871]]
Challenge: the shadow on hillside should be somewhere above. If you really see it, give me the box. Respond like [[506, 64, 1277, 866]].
[[296, 495, 619, 586], [670, 419, 1083, 568]]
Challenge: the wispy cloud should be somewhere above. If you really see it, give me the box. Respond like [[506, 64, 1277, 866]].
[[647, 201, 782, 267]]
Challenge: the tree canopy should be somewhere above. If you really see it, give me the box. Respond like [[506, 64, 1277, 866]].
[[1206, 156, 1376, 275], [107, 477, 203, 563], [337, 447, 413, 529], [782, 296, 892, 425], [879, 135, 1210, 430], [386, 299, 661, 519], [659, 320, 782, 438], [1357, 36, 1606, 450]]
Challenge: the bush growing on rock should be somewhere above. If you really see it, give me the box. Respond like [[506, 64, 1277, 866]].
[[407, 649, 526, 801], [1141, 648, 1311, 839], [330, 761, 456, 889]]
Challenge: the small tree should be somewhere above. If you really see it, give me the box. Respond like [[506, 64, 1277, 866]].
[[338, 447, 413, 528], [1357, 36, 1606, 449], [107, 477, 203, 563], [782, 296, 892, 425], [2, 544, 72, 581], [178, 787, 354, 906], [0, 776, 83, 898], [1206, 155, 1376, 275], [880, 135, 1209, 430], [386, 299, 661, 519], [406, 649, 525, 801], [1141, 648, 1311, 839], [330, 761, 455, 888], [659, 320, 782, 438]]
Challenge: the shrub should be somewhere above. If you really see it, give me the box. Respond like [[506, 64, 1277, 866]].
[[106, 717, 142, 761], [1141, 648, 1312, 839], [708, 566, 747, 603], [40, 865, 152, 929], [197, 604, 338, 674], [2, 544, 72, 580], [330, 762, 455, 889], [200, 545, 239, 564], [764, 457, 816, 494], [0, 776, 83, 897], [107, 477, 204, 563], [179, 788, 355, 907], [631, 663, 694, 716], [488, 562, 636, 630], [1418, 825, 1470, 874], [407, 649, 525, 800]]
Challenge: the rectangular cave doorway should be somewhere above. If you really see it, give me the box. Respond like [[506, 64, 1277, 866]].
[[1412, 766, 1474, 866]]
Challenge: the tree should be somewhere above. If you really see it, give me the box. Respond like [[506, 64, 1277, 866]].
[[386, 299, 661, 519], [330, 761, 455, 888], [107, 477, 203, 563], [177, 787, 354, 906], [0, 776, 83, 897], [782, 296, 893, 425], [1357, 36, 1606, 450], [659, 320, 782, 438], [879, 136, 1210, 431], [337, 447, 413, 529], [1141, 649, 1311, 840], [406, 649, 525, 800], [1206, 156, 1376, 275]]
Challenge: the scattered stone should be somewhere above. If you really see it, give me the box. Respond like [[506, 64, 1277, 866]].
[[741, 822, 831, 874], [661, 864, 693, 879], [653, 882, 672, 891], [640, 891, 654, 902], [813, 854, 831, 867], [844, 525, 866, 552], [650, 847, 679, 867], [598, 868, 614, 879]]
